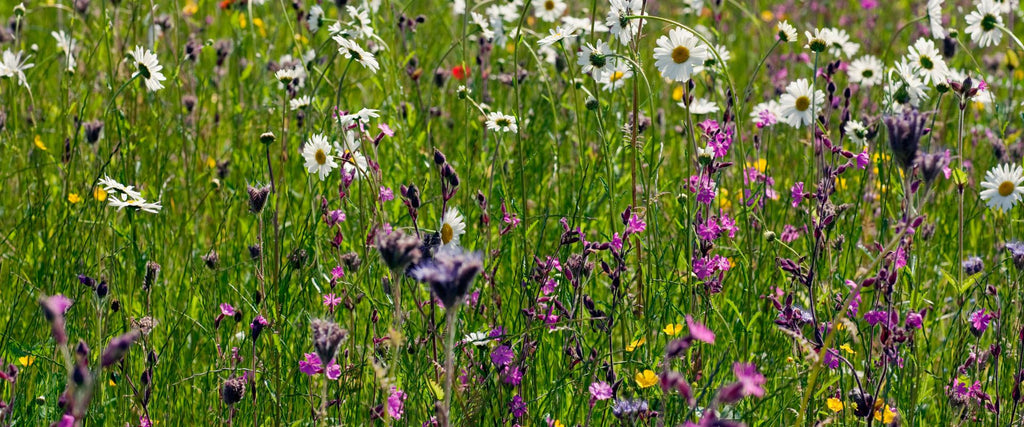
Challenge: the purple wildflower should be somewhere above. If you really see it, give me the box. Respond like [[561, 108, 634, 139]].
[[491, 345, 514, 367]]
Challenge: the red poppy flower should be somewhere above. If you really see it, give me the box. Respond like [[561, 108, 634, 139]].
[[452, 65, 470, 80]]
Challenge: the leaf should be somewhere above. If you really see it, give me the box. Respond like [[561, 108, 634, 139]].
[[426, 378, 444, 401], [951, 168, 968, 186]]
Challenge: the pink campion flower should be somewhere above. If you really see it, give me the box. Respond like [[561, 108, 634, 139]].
[[378, 123, 395, 137], [895, 247, 908, 270], [698, 119, 720, 134], [970, 309, 994, 334], [781, 224, 802, 243], [299, 353, 341, 379], [625, 214, 646, 235], [140, 415, 153, 427], [56, 414, 75, 427], [589, 381, 613, 406], [220, 303, 236, 316], [823, 348, 840, 369], [864, 310, 889, 326], [387, 387, 407, 419], [491, 345, 514, 367], [695, 181, 716, 205], [323, 293, 341, 309], [790, 182, 805, 207], [379, 186, 394, 202], [693, 256, 715, 280], [610, 232, 623, 251], [685, 315, 716, 344], [502, 365, 523, 385], [855, 148, 869, 169], [541, 278, 557, 295], [733, 363, 766, 398], [331, 265, 345, 280], [696, 217, 720, 241], [942, 149, 952, 179], [905, 310, 924, 329], [718, 213, 737, 238], [712, 255, 731, 272]]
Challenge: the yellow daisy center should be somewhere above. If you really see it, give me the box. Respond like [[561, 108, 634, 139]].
[[795, 96, 811, 112], [315, 149, 327, 165], [999, 180, 1015, 197], [441, 223, 454, 244], [671, 46, 690, 64], [544, 0, 555, 10], [609, 71, 625, 82]]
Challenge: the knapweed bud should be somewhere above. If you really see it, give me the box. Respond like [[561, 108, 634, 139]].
[[376, 229, 422, 271], [83, 120, 103, 144], [247, 185, 271, 214], [220, 377, 246, 405], [259, 132, 276, 145], [95, 279, 108, 298], [311, 319, 347, 365], [143, 261, 160, 291], [101, 330, 140, 367], [202, 250, 219, 270], [248, 244, 262, 261], [433, 148, 447, 165]]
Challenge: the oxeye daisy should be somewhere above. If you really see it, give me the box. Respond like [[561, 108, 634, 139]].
[[485, 111, 518, 134], [980, 163, 1024, 211], [906, 38, 949, 85], [302, 133, 339, 181], [439, 208, 467, 248], [51, 30, 76, 71], [0, 49, 33, 89], [289, 95, 313, 111], [534, 0, 566, 22], [684, 97, 719, 115], [598, 62, 632, 91], [843, 120, 869, 146], [964, 0, 1004, 48], [537, 24, 578, 46], [606, 0, 643, 45], [848, 55, 884, 87], [889, 60, 929, 109], [804, 28, 830, 53], [334, 130, 369, 179], [776, 20, 797, 43], [652, 28, 708, 82], [926, 0, 945, 39], [127, 46, 165, 92], [822, 28, 859, 58], [307, 4, 324, 33], [577, 40, 613, 76], [333, 36, 380, 73], [779, 78, 824, 128], [471, 12, 495, 40]]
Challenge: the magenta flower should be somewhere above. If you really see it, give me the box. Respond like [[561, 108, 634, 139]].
[[491, 345, 514, 367], [331, 265, 345, 280], [790, 182, 805, 207], [502, 365, 523, 385], [589, 381, 613, 401], [387, 387, 407, 419], [718, 214, 737, 238], [733, 362, 766, 398], [610, 233, 623, 251], [625, 214, 646, 235], [219, 303, 236, 316], [855, 148, 869, 169], [378, 123, 395, 136], [969, 309, 994, 334], [299, 352, 341, 379], [323, 293, 341, 309], [696, 217, 720, 241], [685, 315, 716, 344], [379, 186, 394, 202], [509, 395, 527, 418]]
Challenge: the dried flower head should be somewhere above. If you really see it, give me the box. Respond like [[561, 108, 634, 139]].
[[375, 229, 422, 271], [311, 319, 347, 365], [410, 248, 483, 308]]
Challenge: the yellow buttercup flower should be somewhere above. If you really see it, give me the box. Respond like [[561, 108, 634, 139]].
[[207, 156, 217, 169], [18, 355, 34, 366], [68, 193, 82, 204], [746, 158, 767, 173], [635, 370, 658, 388], [672, 86, 684, 102], [94, 187, 108, 201], [34, 135, 47, 151], [626, 337, 646, 352], [759, 10, 774, 22], [182, 0, 198, 15], [840, 344, 854, 355], [552, 421, 564, 427], [826, 397, 843, 412], [874, 404, 896, 423], [663, 323, 684, 336]]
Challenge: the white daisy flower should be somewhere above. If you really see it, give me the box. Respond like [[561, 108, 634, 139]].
[[275, 66, 303, 84], [534, 0, 566, 22], [337, 108, 380, 128], [843, 120, 869, 146], [682, 97, 719, 115], [598, 62, 632, 91], [889, 60, 929, 108], [926, 0, 945, 39], [804, 28, 830, 52], [779, 78, 824, 128], [538, 24, 578, 47], [127, 46, 165, 92], [485, 111, 518, 134], [824, 28, 859, 58], [471, 12, 495, 40], [848, 55, 884, 87], [577, 40, 613, 75], [980, 163, 1024, 211], [307, 5, 324, 34], [606, 0, 644, 45], [290, 95, 313, 111], [51, 30, 76, 71], [99, 175, 143, 200], [0, 49, 33, 88], [345, 5, 376, 40], [562, 16, 609, 33], [463, 331, 492, 346], [905, 38, 949, 85], [334, 36, 380, 73], [439, 208, 467, 248], [777, 21, 797, 43], [98, 175, 162, 213], [652, 28, 708, 82], [965, 0, 1004, 48], [302, 133, 339, 181]]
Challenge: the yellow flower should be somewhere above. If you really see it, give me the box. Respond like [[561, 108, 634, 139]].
[[663, 324, 684, 336], [18, 356, 34, 366], [68, 193, 82, 204], [826, 397, 843, 412], [672, 86, 684, 102], [252, 17, 267, 37], [238, 13, 247, 28], [718, 188, 733, 211], [837, 177, 847, 191], [746, 158, 767, 173], [552, 421, 565, 427], [840, 344, 854, 355], [759, 10, 774, 22], [626, 337, 646, 352], [34, 135, 47, 151], [634, 370, 658, 388], [109, 378, 117, 386], [93, 187, 108, 201], [874, 404, 896, 423], [207, 156, 217, 169], [182, 0, 198, 15]]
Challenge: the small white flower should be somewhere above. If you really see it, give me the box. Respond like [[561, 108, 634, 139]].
[[275, 66, 303, 84], [302, 134, 339, 181], [779, 78, 824, 128], [98, 175, 162, 213], [463, 331, 492, 346], [965, 0, 1004, 48], [307, 5, 324, 34], [776, 20, 797, 43], [606, 0, 644, 45], [905, 38, 949, 85], [980, 163, 1024, 211], [334, 36, 380, 73], [598, 62, 632, 91], [127, 46, 165, 92], [471, 12, 495, 40], [926, 0, 945, 39], [0, 49, 33, 88], [848, 55, 884, 87], [51, 30, 76, 71], [889, 60, 929, 108], [485, 111, 518, 134], [577, 40, 614, 75], [562, 16, 609, 33], [652, 28, 708, 82], [345, 5, 376, 40], [337, 108, 380, 128], [682, 97, 719, 115], [439, 208, 467, 248], [538, 24, 578, 47], [289, 95, 313, 111], [844, 120, 869, 146], [534, 0, 566, 23]]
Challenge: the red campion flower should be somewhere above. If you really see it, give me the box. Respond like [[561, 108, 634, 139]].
[[452, 64, 470, 80]]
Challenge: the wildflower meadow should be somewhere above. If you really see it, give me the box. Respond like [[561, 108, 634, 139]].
[[3, 0, 1024, 425]]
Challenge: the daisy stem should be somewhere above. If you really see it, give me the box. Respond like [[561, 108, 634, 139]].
[[442, 307, 457, 427], [957, 104, 966, 297], [997, 24, 1024, 52]]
